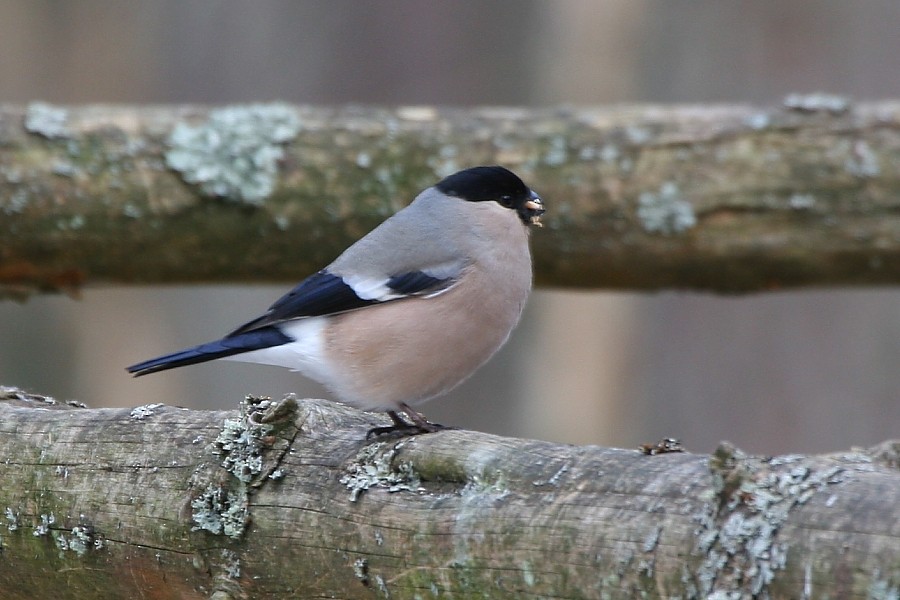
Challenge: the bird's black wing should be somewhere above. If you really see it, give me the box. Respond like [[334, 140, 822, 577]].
[[227, 268, 457, 336]]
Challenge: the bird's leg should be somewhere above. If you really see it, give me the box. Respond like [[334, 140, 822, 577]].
[[365, 404, 453, 438], [366, 410, 418, 438], [399, 403, 450, 432], [389, 410, 411, 427]]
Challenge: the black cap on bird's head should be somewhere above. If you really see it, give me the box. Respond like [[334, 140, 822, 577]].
[[436, 166, 545, 227]]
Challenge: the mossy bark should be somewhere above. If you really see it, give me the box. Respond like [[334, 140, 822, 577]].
[[3, 101, 900, 298], [0, 389, 896, 599]]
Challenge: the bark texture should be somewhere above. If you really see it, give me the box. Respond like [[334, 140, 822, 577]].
[[0, 389, 897, 599], [3, 100, 900, 298]]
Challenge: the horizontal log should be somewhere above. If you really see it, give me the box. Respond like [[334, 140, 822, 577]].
[[2, 100, 900, 298], [0, 388, 896, 599]]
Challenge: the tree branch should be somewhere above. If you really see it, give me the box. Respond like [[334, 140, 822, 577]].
[[0, 388, 896, 599], [2, 99, 900, 298]]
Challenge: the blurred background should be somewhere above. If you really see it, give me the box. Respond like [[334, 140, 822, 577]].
[[1, 0, 900, 454]]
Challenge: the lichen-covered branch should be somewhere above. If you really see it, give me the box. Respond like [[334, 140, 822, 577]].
[[0, 388, 896, 599], [2, 99, 900, 298]]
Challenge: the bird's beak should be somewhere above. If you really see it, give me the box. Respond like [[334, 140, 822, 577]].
[[521, 191, 546, 227]]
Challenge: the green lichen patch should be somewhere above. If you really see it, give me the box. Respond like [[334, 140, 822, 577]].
[[214, 413, 268, 484], [190, 395, 298, 541], [213, 394, 296, 484], [190, 484, 248, 539], [692, 442, 845, 598], [340, 440, 424, 502], [636, 182, 697, 235], [165, 103, 301, 204]]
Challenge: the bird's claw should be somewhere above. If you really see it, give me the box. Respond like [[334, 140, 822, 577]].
[[366, 407, 456, 439]]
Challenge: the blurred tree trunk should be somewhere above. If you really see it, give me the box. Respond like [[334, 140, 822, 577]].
[[2, 100, 900, 300], [0, 390, 897, 599]]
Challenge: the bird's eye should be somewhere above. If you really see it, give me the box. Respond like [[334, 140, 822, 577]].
[[498, 195, 514, 208]]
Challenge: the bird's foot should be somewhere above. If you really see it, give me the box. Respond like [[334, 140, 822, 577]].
[[366, 406, 456, 439]]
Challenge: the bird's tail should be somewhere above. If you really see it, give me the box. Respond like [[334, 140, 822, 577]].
[[126, 327, 292, 377]]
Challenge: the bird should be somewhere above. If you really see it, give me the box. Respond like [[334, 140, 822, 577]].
[[127, 165, 545, 436]]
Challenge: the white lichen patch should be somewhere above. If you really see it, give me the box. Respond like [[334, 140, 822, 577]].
[[868, 571, 900, 600], [33, 512, 55, 537], [396, 106, 437, 121], [1, 189, 30, 215], [51, 525, 98, 557], [5, 507, 18, 531], [783, 92, 850, 115], [625, 126, 653, 145], [532, 460, 572, 487], [375, 574, 389, 596], [221, 549, 241, 579], [25, 102, 71, 139], [744, 112, 772, 130], [426, 144, 460, 179], [53, 530, 69, 553], [547, 462, 570, 486], [642, 525, 663, 553], [129, 403, 165, 421], [273, 214, 290, 231], [355, 151, 372, 169], [353, 557, 369, 586], [542, 136, 568, 166], [845, 140, 881, 178], [165, 103, 301, 204], [520, 560, 536, 587], [459, 474, 509, 501], [788, 193, 817, 210], [340, 441, 424, 502], [637, 182, 697, 235]]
